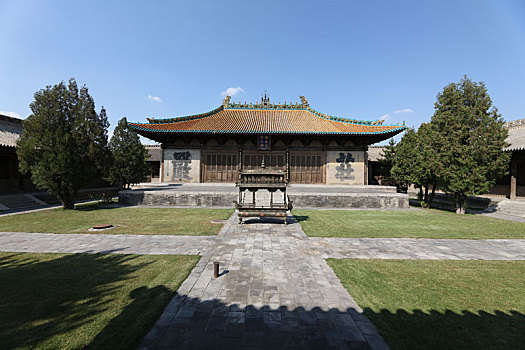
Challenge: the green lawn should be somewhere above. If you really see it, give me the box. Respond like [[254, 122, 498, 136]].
[[294, 209, 525, 239], [328, 259, 525, 350], [0, 203, 234, 235], [0, 252, 198, 350]]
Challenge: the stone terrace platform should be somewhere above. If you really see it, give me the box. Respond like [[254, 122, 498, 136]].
[[119, 183, 409, 209]]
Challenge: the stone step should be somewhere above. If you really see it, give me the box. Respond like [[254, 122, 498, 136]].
[[501, 209, 525, 213], [502, 210, 525, 215], [499, 203, 525, 209], [495, 199, 525, 217], [498, 208, 524, 214], [499, 202, 525, 207], [0, 194, 47, 210], [498, 205, 525, 211]]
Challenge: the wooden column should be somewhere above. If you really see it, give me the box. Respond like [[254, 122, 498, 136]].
[[160, 146, 165, 183], [510, 159, 517, 200], [364, 148, 369, 186], [285, 149, 290, 183], [238, 148, 243, 181]]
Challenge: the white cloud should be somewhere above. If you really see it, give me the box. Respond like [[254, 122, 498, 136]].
[[393, 108, 414, 114], [379, 114, 390, 121], [0, 110, 21, 119], [221, 86, 245, 97], [147, 95, 163, 103]]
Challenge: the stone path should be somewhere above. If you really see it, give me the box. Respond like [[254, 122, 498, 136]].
[[1, 215, 524, 349], [138, 216, 387, 350], [307, 237, 525, 260], [0, 232, 216, 256], [1, 229, 524, 261]]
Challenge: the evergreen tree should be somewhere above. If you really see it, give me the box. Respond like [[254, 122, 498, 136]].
[[378, 138, 397, 183], [415, 122, 439, 206], [390, 128, 419, 189], [107, 117, 149, 188], [431, 76, 510, 214], [17, 79, 109, 209], [391, 124, 439, 207]]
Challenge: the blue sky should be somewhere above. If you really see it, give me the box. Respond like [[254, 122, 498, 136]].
[[1, 0, 525, 144]]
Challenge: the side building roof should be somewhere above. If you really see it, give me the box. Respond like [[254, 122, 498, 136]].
[[505, 118, 525, 151], [0, 114, 23, 148], [129, 96, 406, 143], [144, 145, 161, 162], [367, 146, 386, 162]]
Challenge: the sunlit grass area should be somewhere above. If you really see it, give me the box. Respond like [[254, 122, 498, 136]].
[[329, 259, 525, 350], [0, 252, 198, 350], [0, 203, 234, 235], [294, 209, 525, 239]]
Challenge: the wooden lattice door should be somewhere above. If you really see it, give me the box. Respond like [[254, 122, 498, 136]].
[[202, 151, 238, 182], [289, 152, 324, 184], [243, 152, 286, 171]]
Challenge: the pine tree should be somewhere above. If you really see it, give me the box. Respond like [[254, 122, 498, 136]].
[[17, 79, 109, 209], [378, 138, 397, 184], [415, 122, 439, 206], [391, 128, 420, 189], [431, 76, 510, 214], [391, 124, 439, 207], [107, 117, 149, 188]]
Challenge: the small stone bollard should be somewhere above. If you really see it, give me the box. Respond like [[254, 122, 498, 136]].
[[213, 261, 220, 279]]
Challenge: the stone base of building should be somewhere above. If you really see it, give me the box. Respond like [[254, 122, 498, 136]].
[[119, 184, 409, 209], [290, 192, 408, 209], [119, 190, 237, 207]]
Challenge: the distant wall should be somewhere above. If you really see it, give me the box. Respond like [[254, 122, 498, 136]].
[[489, 184, 525, 198]]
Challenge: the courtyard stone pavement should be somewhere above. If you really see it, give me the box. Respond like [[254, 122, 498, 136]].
[[1, 213, 525, 349]]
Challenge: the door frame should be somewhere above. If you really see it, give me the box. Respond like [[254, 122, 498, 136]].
[[201, 150, 239, 183], [288, 150, 326, 184]]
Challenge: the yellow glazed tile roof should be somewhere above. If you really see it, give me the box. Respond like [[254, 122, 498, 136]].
[[129, 97, 406, 136]]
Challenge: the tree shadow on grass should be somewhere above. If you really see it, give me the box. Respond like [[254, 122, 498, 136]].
[[0, 253, 151, 349], [74, 203, 122, 212], [293, 215, 310, 223], [87, 285, 174, 349], [408, 197, 491, 215], [363, 307, 525, 350]]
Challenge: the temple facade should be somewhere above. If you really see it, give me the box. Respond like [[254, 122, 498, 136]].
[[130, 95, 406, 185]]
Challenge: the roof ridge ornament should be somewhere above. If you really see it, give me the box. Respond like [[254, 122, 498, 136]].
[[222, 95, 231, 108], [261, 91, 270, 107], [299, 96, 309, 108], [228, 95, 309, 109]]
